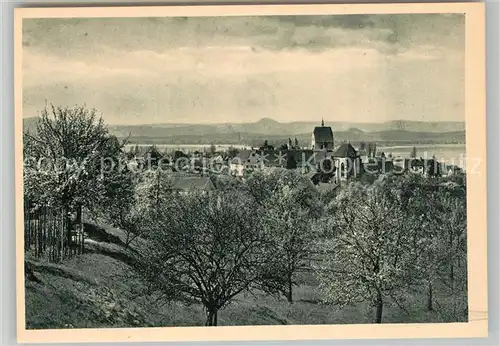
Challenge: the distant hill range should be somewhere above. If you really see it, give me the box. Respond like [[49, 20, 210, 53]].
[[23, 117, 465, 146]]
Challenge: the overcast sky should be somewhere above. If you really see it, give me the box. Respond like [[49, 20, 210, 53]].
[[22, 14, 464, 125]]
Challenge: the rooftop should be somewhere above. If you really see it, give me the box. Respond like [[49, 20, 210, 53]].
[[313, 126, 334, 143], [333, 143, 358, 158], [171, 176, 215, 192]]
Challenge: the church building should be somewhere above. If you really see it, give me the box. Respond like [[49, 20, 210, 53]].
[[311, 119, 334, 150]]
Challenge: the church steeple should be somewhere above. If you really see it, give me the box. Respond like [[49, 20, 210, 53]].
[[312, 118, 334, 151]]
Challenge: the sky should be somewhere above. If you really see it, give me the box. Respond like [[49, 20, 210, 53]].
[[22, 14, 465, 125]]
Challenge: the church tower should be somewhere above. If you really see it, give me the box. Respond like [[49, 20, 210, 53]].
[[311, 119, 334, 150]]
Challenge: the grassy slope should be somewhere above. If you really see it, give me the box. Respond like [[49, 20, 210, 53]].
[[25, 223, 467, 329]]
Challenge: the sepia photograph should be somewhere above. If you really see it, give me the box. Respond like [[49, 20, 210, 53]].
[[15, 3, 487, 343]]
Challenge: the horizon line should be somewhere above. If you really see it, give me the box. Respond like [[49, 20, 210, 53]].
[[22, 115, 466, 126]]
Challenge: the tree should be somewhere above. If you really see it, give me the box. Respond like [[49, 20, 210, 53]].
[[397, 175, 467, 312], [286, 152, 297, 170], [245, 168, 322, 218], [172, 150, 189, 171], [315, 175, 420, 323], [131, 143, 140, 156], [210, 173, 244, 192], [438, 189, 467, 286], [258, 182, 318, 303], [367, 142, 377, 158], [279, 143, 289, 151], [260, 140, 274, 151], [245, 168, 321, 303], [173, 150, 188, 161], [101, 172, 136, 246], [23, 104, 125, 260], [144, 145, 164, 169], [135, 190, 269, 326], [411, 146, 417, 158], [23, 104, 119, 212], [227, 146, 239, 158], [96, 165, 154, 248], [209, 143, 217, 155], [426, 158, 441, 177], [135, 169, 174, 220]]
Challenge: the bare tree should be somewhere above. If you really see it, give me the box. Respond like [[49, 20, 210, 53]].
[[134, 190, 269, 326]]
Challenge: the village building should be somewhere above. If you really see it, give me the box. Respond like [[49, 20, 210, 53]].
[[311, 119, 334, 151], [331, 143, 362, 182], [225, 121, 451, 184], [142, 145, 165, 164], [125, 145, 172, 172], [393, 157, 406, 172], [208, 155, 226, 174], [171, 176, 215, 195], [445, 164, 464, 176], [307, 144, 354, 185], [229, 150, 264, 177], [229, 148, 318, 177], [316, 182, 340, 194]]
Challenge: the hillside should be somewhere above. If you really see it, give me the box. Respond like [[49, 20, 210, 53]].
[[23, 117, 466, 146], [103, 118, 465, 135], [25, 220, 466, 329], [25, 222, 352, 329]]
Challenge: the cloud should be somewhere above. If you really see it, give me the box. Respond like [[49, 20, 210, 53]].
[[23, 49, 153, 87], [22, 14, 465, 124], [24, 41, 443, 88], [22, 14, 464, 54]]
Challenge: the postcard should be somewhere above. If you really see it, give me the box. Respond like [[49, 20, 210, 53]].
[[15, 2, 487, 343]]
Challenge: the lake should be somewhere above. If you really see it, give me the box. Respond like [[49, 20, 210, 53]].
[[379, 144, 467, 168], [124, 143, 249, 153]]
